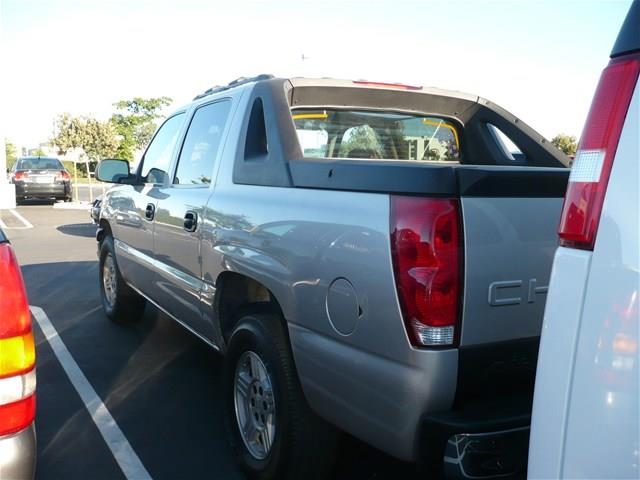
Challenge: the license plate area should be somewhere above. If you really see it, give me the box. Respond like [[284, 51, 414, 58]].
[[34, 176, 54, 184]]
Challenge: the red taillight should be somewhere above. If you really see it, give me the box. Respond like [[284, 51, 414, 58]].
[[0, 244, 30, 338], [57, 170, 70, 181], [391, 197, 462, 347], [0, 243, 36, 436], [13, 172, 27, 181], [353, 80, 423, 91], [0, 396, 36, 436], [558, 54, 640, 250]]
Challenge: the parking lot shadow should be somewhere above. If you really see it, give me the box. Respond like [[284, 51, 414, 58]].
[[21, 260, 432, 480], [56, 223, 98, 238], [17, 199, 57, 206], [22, 261, 245, 480]]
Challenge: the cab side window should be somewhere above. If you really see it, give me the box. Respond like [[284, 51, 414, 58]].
[[173, 100, 232, 186], [140, 113, 185, 184]]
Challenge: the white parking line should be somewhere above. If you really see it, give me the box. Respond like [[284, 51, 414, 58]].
[[30, 306, 152, 480], [10, 209, 33, 228], [0, 209, 34, 229]]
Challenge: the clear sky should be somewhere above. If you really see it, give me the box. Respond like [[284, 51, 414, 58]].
[[0, 0, 633, 147]]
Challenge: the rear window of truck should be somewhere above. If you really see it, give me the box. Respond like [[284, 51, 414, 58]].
[[292, 109, 460, 162]]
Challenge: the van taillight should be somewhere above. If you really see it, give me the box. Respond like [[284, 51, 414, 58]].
[[0, 243, 36, 436], [558, 54, 640, 250], [390, 197, 462, 347]]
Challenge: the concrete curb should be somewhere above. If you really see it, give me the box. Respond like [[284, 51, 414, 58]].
[[53, 202, 91, 210]]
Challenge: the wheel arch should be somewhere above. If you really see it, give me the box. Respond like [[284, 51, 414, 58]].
[[97, 218, 112, 244], [214, 271, 290, 349]]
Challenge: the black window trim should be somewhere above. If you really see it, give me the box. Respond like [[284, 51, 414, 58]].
[[234, 78, 568, 189]]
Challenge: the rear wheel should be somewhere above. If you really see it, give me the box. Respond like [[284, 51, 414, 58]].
[[224, 312, 337, 480], [98, 235, 146, 324]]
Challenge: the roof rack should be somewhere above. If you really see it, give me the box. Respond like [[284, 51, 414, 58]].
[[193, 74, 274, 101]]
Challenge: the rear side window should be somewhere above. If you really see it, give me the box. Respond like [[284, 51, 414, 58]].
[[174, 100, 232, 185], [486, 123, 527, 162], [140, 113, 185, 184], [292, 109, 460, 162]]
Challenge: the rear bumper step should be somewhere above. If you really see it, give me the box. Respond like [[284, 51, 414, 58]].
[[443, 427, 529, 479], [419, 397, 531, 478]]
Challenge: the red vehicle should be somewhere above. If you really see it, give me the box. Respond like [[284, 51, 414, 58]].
[[0, 228, 36, 479]]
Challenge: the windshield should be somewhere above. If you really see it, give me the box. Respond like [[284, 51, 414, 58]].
[[292, 109, 460, 162], [17, 157, 64, 170]]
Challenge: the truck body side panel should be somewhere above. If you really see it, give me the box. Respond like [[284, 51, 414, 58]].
[[202, 179, 459, 461]]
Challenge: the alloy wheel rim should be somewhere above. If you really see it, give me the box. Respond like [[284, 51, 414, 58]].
[[234, 351, 276, 460], [102, 253, 117, 307]]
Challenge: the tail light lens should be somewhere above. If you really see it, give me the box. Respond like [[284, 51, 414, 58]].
[[391, 197, 462, 347], [0, 396, 36, 437], [558, 54, 640, 250], [0, 243, 36, 436], [13, 172, 27, 181], [56, 170, 70, 181]]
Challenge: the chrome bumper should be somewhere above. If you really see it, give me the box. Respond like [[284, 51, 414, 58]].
[[443, 427, 529, 479], [0, 424, 36, 479]]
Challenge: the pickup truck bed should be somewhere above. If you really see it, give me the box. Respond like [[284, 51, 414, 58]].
[[96, 76, 569, 479]]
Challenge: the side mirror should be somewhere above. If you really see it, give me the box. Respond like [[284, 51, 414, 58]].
[[96, 159, 135, 184]]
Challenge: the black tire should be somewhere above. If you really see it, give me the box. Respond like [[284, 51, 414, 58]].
[[98, 235, 146, 324], [224, 312, 337, 480]]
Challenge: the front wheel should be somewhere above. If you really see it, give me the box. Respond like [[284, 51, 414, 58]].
[[98, 235, 146, 324]]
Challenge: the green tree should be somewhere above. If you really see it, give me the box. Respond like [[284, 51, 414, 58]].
[[5, 140, 17, 170], [51, 114, 119, 175], [51, 113, 85, 156], [110, 96, 172, 160], [551, 134, 578, 156], [82, 118, 119, 161]]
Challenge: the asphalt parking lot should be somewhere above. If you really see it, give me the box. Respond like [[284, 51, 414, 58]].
[[3, 204, 424, 480]]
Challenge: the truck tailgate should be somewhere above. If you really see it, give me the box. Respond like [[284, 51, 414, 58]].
[[460, 195, 563, 345], [457, 166, 568, 346]]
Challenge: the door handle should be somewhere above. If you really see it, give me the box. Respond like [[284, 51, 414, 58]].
[[183, 211, 198, 232], [145, 203, 155, 221]]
